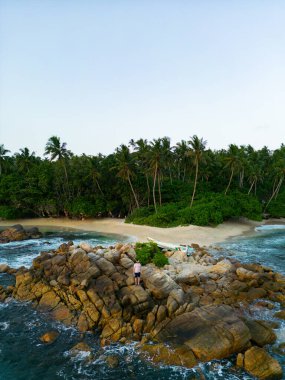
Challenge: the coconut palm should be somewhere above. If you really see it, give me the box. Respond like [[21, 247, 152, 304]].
[[188, 135, 207, 207], [114, 144, 139, 209], [44, 136, 73, 201], [15, 147, 36, 173], [224, 144, 243, 195], [132, 138, 151, 206], [0, 144, 10, 175], [44, 136, 72, 182], [265, 145, 285, 210], [174, 140, 189, 181], [148, 138, 165, 212]]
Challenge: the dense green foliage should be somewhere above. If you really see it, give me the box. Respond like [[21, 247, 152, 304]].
[[134, 242, 169, 267], [0, 138, 284, 226], [126, 193, 262, 227]]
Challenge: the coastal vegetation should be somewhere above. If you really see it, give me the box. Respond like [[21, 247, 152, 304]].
[[135, 242, 169, 267], [0, 137, 284, 225]]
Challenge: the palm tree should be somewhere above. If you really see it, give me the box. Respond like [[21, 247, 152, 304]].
[[15, 147, 36, 173], [174, 140, 189, 181], [224, 144, 242, 195], [44, 136, 72, 182], [133, 138, 151, 206], [188, 135, 207, 207], [161, 136, 173, 184], [88, 155, 104, 196], [114, 144, 139, 209], [148, 138, 164, 212], [265, 145, 285, 210], [44, 136, 72, 200], [0, 144, 10, 175]]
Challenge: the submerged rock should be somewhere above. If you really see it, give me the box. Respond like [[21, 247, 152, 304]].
[[39, 330, 59, 344]]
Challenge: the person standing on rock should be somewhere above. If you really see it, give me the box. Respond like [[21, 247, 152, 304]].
[[133, 260, 142, 286]]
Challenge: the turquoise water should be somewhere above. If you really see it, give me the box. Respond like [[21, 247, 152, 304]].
[[0, 225, 285, 379]]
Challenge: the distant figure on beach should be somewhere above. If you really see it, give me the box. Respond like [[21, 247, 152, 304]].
[[133, 260, 142, 286]]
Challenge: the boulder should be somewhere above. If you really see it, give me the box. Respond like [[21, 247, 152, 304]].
[[243, 346, 283, 379], [0, 263, 9, 273], [244, 319, 276, 346], [156, 305, 251, 361], [0, 225, 42, 243], [140, 343, 197, 368], [39, 330, 59, 343], [142, 266, 180, 299]]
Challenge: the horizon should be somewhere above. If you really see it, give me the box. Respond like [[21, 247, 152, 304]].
[[1, 1, 284, 157]]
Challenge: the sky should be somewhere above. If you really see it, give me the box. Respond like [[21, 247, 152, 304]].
[[0, 1, 284, 157]]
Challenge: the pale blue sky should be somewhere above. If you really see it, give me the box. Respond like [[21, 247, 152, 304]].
[[0, 1, 284, 156]]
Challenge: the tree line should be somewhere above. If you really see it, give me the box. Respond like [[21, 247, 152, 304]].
[[0, 136, 284, 226]]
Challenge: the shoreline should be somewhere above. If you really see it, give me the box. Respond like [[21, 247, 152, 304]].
[[1, 217, 283, 247]]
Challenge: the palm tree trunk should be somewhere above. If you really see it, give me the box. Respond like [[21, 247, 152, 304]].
[[274, 177, 283, 199], [265, 177, 283, 210], [183, 166, 186, 182], [248, 180, 255, 195], [128, 174, 139, 209], [169, 165, 172, 185], [225, 168, 234, 195], [153, 163, 158, 213], [95, 179, 104, 196], [158, 173, 162, 206], [146, 174, 150, 207], [190, 161, 199, 207]]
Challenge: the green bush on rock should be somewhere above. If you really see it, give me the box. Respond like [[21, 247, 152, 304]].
[[135, 242, 169, 267]]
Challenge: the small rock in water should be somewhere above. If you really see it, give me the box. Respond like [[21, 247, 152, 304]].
[[70, 341, 92, 354], [106, 354, 120, 368], [0, 264, 9, 273], [39, 330, 59, 344], [274, 310, 285, 320]]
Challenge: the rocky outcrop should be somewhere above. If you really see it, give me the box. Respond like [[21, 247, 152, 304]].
[[0, 224, 42, 243], [1, 241, 284, 379]]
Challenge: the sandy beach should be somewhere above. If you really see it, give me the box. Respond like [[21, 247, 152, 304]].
[[0, 217, 270, 247]]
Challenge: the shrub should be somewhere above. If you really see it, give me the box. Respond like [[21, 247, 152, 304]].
[[152, 252, 169, 267], [134, 242, 168, 267], [0, 206, 23, 220]]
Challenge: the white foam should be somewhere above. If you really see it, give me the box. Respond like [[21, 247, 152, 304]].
[[255, 224, 285, 232], [0, 321, 9, 330]]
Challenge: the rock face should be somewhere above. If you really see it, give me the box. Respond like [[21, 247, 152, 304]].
[[0, 224, 42, 243], [1, 241, 285, 378]]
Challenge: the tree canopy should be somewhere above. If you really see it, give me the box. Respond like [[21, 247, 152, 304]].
[[0, 136, 284, 226]]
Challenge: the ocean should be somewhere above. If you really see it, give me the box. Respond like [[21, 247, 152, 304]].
[[0, 225, 285, 380]]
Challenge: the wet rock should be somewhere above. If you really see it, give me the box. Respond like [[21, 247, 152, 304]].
[[243, 346, 283, 379], [0, 263, 9, 273], [274, 310, 285, 320], [39, 330, 59, 343], [70, 341, 92, 355], [106, 354, 120, 368], [0, 225, 42, 243], [140, 343, 197, 368]]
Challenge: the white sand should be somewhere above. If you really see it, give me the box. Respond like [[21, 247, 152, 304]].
[[0, 217, 264, 247]]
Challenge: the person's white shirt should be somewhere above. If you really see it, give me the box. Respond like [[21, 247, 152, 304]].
[[134, 262, 141, 273]]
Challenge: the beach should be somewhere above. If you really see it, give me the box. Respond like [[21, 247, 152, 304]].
[[0, 217, 267, 247]]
